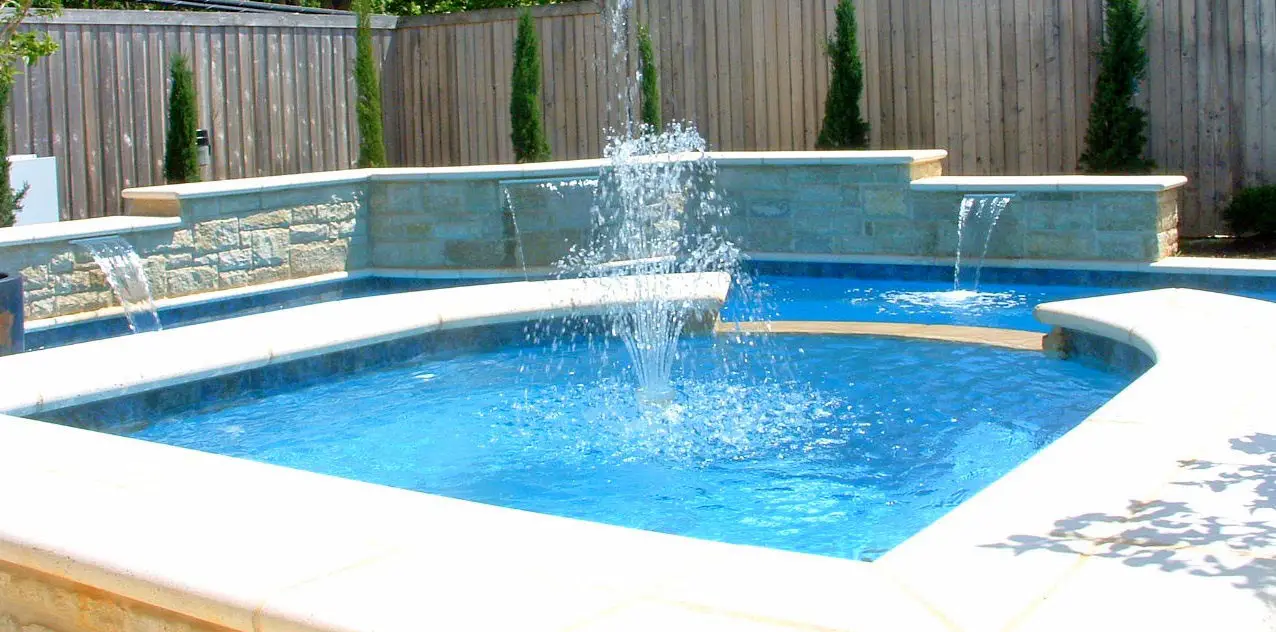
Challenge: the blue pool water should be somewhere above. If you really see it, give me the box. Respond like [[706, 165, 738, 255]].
[[122, 334, 1129, 560], [723, 269, 1276, 332], [728, 276, 1114, 332]]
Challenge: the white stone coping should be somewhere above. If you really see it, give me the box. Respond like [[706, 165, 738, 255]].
[[1, 285, 1274, 630], [910, 174, 1188, 192], [120, 151, 950, 201], [0, 215, 183, 248], [369, 266, 556, 279], [121, 170, 375, 201], [873, 288, 1276, 631], [0, 273, 730, 417], [747, 251, 1276, 278]]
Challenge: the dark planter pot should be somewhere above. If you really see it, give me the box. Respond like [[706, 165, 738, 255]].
[[0, 272, 24, 356]]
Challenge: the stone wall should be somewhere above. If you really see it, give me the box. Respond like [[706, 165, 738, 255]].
[[368, 159, 941, 270], [369, 177, 594, 269], [718, 161, 940, 255], [908, 186, 1180, 261], [0, 183, 369, 321], [0, 561, 225, 632]]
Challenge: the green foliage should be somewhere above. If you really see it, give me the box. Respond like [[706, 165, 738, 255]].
[[0, 81, 28, 229], [1, 0, 59, 87], [40, 0, 557, 15], [637, 25, 661, 132], [383, 0, 556, 16], [510, 9, 549, 163], [816, 0, 868, 150], [163, 55, 200, 184], [1, 0, 58, 227], [40, 0, 322, 9], [1079, 0, 1154, 174], [1223, 185, 1276, 237], [354, 0, 386, 168]]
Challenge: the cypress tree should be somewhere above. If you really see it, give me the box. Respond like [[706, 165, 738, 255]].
[[1079, 0, 1154, 174], [638, 25, 661, 133], [163, 55, 200, 184], [510, 9, 550, 163], [0, 80, 25, 228], [354, 0, 387, 168], [816, 0, 868, 150]]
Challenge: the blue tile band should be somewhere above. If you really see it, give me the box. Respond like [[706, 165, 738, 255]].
[[36, 317, 612, 432]]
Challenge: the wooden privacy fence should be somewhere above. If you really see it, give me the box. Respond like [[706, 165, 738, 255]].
[[10, 9, 398, 221], [10, 1, 1276, 235]]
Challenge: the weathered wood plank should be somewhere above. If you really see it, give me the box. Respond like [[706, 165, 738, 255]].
[[1241, 0, 1263, 183], [984, 0, 1004, 173], [1261, 0, 1276, 185], [746, 0, 762, 147], [727, 0, 744, 149], [969, 0, 989, 173], [865, 0, 882, 149], [46, 26, 71, 218], [889, 0, 907, 150], [1180, 0, 1202, 232]]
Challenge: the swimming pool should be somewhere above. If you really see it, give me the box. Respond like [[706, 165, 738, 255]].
[[49, 331, 1131, 561]]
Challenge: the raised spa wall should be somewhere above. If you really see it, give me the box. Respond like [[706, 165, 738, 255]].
[[0, 151, 1187, 321]]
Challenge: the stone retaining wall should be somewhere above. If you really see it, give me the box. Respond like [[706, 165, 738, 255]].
[[719, 161, 942, 255], [369, 177, 595, 269], [0, 151, 1190, 322], [369, 156, 945, 269], [908, 183, 1180, 261], [0, 183, 368, 321]]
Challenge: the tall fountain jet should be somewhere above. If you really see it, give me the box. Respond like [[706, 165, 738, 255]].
[[558, 0, 739, 404]]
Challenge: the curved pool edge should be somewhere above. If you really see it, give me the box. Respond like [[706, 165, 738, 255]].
[[0, 273, 729, 417], [877, 288, 1276, 632]]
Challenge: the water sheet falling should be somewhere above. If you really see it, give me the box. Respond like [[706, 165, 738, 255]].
[[72, 236, 162, 333], [952, 194, 1014, 291]]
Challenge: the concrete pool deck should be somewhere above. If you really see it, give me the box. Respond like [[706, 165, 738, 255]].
[[0, 282, 1274, 630]]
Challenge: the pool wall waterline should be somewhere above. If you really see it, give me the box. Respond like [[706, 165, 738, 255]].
[[0, 150, 1188, 322], [0, 288, 1272, 631]]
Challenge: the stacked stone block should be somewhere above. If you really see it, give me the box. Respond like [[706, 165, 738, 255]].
[[717, 163, 920, 255], [0, 184, 370, 320], [369, 177, 592, 270], [907, 189, 1178, 261]]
